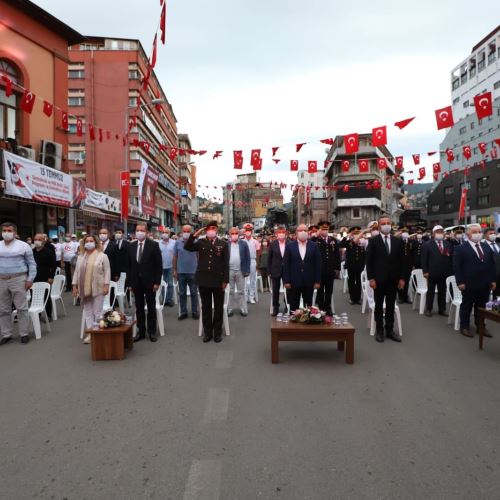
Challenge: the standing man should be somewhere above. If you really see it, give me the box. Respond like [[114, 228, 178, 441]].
[[112, 227, 129, 281], [159, 228, 176, 307], [315, 221, 341, 315], [127, 224, 162, 342], [453, 224, 497, 338], [484, 227, 500, 292], [243, 223, 260, 304], [32, 233, 57, 321], [0, 222, 37, 345], [267, 226, 289, 316], [185, 221, 229, 343], [227, 227, 250, 317], [283, 224, 321, 312], [340, 228, 366, 305], [421, 225, 453, 317], [173, 225, 199, 320], [398, 227, 413, 304], [366, 215, 405, 343], [411, 229, 424, 270], [62, 233, 79, 292]]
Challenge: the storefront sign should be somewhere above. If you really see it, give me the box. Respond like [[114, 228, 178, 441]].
[[149, 216, 161, 226], [84, 188, 121, 214], [138, 161, 159, 216]]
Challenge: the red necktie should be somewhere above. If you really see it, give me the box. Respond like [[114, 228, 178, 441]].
[[476, 243, 484, 261], [438, 241, 443, 254]]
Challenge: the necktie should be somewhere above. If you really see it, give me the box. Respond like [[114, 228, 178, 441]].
[[492, 243, 499, 254], [137, 242, 143, 263], [476, 243, 484, 261], [384, 236, 390, 255], [438, 241, 443, 254]]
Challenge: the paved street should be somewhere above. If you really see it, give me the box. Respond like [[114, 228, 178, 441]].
[[1, 286, 500, 500]]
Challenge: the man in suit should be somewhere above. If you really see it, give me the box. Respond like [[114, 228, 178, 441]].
[[340, 227, 366, 305], [112, 228, 129, 281], [314, 221, 341, 315], [227, 226, 250, 317], [267, 226, 289, 316], [127, 224, 163, 342], [365, 215, 405, 343], [484, 227, 500, 292], [421, 225, 453, 317], [185, 221, 229, 343], [453, 224, 497, 338], [283, 224, 321, 312], [99, 228, 118, 305]]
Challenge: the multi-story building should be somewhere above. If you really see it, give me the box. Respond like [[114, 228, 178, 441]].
[[292, 170, 328, 226], [177, 133, 194, 225], [0, 0, 84, 237], [67, 36, 180, 230], [223, 172, 284, 229], [440, 26, 500, 171], [324, 134, 404, 228]]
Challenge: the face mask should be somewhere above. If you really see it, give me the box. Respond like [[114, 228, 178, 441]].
[[206, 230, 217, 239], [161, 233, 170, 240], [380, 225, 392, 235], [2, 232, 14, 242], [402, 232, 409, 239], [65, 237, 71, 242], [115, 233, 123, 240], [263, 242, 268, 247], [417, 235, 422, 241], [456, 234, 463, 240], [359, 238, 366, 246], [320, 230, 329, 237], [488, 234, 496, 242], [310, 232, 317, 238], [99, 234, 108, 242], [182, 232, 190, 240], [230, 234, 239, 242], [434, 233, 444, 241], [85, 242, 96, 251], [34, 240, 43, 248], [297, 231, 308, 242], [245, 231, 252, 238], [277, 233, 286, 241], [136, 231, 146, 241], [470, 233, 482, 243], [371, 230, 380, 237]]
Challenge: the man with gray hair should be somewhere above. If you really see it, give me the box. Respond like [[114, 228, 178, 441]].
[[0, 222, 37, 345]]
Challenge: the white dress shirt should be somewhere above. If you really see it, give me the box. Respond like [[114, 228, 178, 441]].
[[298, 241, 307, 260], [467, 239, 484, 260], [279, 241, 286, 257]]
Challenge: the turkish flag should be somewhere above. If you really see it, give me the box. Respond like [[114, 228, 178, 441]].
[[324, 160, 332, 169], [377, 158, 387, 169], [320, 138, 334, 145], [386, 182, 392, 190], [372, 126, 387, 147], [495, 139, 500, 147], [233, 150, 243, 169], [458, 188, 468, 220], [412, 154, 420, 165], [20, 90, 36, 114], [253, 158, 262, 171], [418, 167, 426, 180], [213, 151, 223, 159], [463, 145, 472, 160], [394, 117, 415, 129], [169, 147, 178, 160], [433, 162, 441, 173], [151, 34, 158, 68], [474, 92, 493, 119], [61, 111, 68, 130], [395, 156, 403, 169], [341, 160, 350, 172], [342, 184, 349, 193], [1, 76, 13, 97], [89, 124, 95, 141], [308, 160, 317, 173], [408, 179, 414, 185], [446, 148, 454, 162], [491, 148, 498, 159], [120, 171, 130, 220], [251, 149, 261, 167], [272, 159, 280, 164], [435, 105, 454, 130], [358, 159, 369, 173], [160, 2, 167, 44], [296, 143, 306, 153], [478, 142, 487, 154], [344, 133, 359, 154], [290, 160, 299, 171], [43, 101, 53, 117], [272, 146, 279, 156], [433, 173, 439, 181], [77, 119, 83, 137]]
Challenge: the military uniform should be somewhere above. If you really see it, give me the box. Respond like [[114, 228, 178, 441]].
[[185, 235, 229, 339], [398, 238, 413, 303], [411, 239, 424, 270], [314, 235, 341, 314], [340, 237, 366, 304]]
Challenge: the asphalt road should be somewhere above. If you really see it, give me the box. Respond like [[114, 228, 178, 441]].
[[1, 285, 500, 500]]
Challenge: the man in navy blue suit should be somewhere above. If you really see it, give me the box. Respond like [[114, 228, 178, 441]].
[[453, 224, 497, 338], [283, 224, 321, 312], [267, 226, 289, 316]]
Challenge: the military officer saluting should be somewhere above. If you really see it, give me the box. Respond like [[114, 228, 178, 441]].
[[185, 221, 229, 343], [340, 227, 366, 305], [314, 221, 341, 315]]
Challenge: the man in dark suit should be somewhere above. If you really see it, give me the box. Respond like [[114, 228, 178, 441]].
[[185, 221, 229, 343], [366, 215, 405, 343], [314, 221, 341, 315], [127, 224, 163, 342], [112, 227, 129, 281], [398, 227, 413, 304], [421, 225, 453, 317], [283, 224, 321, 312], [453, 224, 497, 338], [340, 227, 366, 305], [267, 226, 289, 316], [484, 227, 500, 292]]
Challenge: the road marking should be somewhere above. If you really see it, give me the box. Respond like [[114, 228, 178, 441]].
[[183, 459, 222, 500], [203, 388, 230, 423], [215, 350, 233, 369]]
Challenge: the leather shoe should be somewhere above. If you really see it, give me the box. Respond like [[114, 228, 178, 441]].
[[134, 333, 146, 343], [375, 330, 385, 343], [203, 331, 213, 343], [386, 331, 402, 342], [21, 335, 30, 344], [424, 310, 432, 317], [149, 336, 158, 342], [438, 310, 447, 317], [0, 337, 12, 345], [240, 310, 248, 317], [461, 328, 473, 338], [178, 313, 188, 320], [214, 331, 223, 343]]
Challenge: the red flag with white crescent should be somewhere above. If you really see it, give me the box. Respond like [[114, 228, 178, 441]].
[[458, 188, 468, 220]]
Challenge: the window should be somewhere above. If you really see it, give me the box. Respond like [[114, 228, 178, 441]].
[[68, 96, 84, 106], [495, 80, 500, 90], [477, 177, 489, 190], [67, 151, 86, 161], [431, 204, 440, 213], [129, 96, 138, 107], [478, 195, 489, 206], [352, 208, 361, 219], [463, 100, 469, 108], [470, 122, 475, 130], [68, 69, 84, 79], [0, 59, 19, 140], [444, 186, 454, 196], [459, 126, 467, 135], [452, 79, 460, 90], [129, 70, 140, 80], [453, 97, 460, 105]]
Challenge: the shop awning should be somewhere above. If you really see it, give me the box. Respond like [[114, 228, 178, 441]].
[[81, 207, 120, 221]]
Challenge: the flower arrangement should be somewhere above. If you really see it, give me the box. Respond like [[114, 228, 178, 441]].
[[99, 310, 124, 329], [486, 299, 500, 314], [290, 306, 331, 325]]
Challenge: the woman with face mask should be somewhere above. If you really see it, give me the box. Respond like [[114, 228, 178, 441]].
[[257, 238, 270, 292], [72, 235, 111, 344], [32, 233, 57, 321]]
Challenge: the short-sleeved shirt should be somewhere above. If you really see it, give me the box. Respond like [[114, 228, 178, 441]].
[[174, 239, 198, 274]]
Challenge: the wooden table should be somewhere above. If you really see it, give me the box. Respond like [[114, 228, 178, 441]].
[[271, 318, 355, 364], [478, 308, 500, 350], [86, 323, 134, 361]]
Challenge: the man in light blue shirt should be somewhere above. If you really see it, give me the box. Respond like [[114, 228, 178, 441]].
[[173, 225, 199, 319], [159, 228, 176, 306]]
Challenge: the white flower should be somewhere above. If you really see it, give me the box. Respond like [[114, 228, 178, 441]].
[[99, 320, 106, 329], [313, 313, 322, 319]]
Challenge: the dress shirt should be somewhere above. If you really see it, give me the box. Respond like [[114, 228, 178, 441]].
[[298, 241, 307, 260], [488, 241, 499, 254], [383, 235, 391, 253], [245, 238, 258, 260], [279, 241, 286, 257], [467, 239, 484, 260], [229, 242, 241, 271], [0, 239, 37, 281], [159, 239, 176, 269]]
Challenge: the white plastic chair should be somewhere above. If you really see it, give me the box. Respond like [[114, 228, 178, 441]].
[[28, 282, 51, 339], [447, 276, 462, 331], [283, 288, 316, 312], [410, 269, 428, 315], [269, 279, 289, 314], [50, 274, 66, 321], [257, 274, 264, 294], [245, 276, 259, 303], [115, 272, 127, 313], [132, 280, 167, 338], [341, 262, 348, 294], [361, 270, 368, 313], [198, 285, 231, 337], [365, 282, 403, 336], [79, 281, 117, 338], [55, 267, 61, 276]]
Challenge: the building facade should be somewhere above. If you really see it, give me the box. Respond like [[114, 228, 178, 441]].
[[177, 133, 195, 226], [292, 170, 328, 226]]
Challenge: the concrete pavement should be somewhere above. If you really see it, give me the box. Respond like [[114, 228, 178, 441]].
[[1, 286, 500, 499]]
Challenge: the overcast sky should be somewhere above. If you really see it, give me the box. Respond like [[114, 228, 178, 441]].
[[36, 0, 498, 201]]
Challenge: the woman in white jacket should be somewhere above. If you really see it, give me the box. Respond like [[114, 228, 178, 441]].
[[72, 234, 111, 343]]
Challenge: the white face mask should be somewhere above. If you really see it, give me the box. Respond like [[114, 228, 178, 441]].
[[456, 234, 463, 240], [488, 234, 496, 242], [206, 230, 217, 239], [380, 225, 392, 235], [2, 231, 14, 242], [434, 233, 444, 241], [470, 233, 482, 243], [182, 232, 190, 240], [161, 233, 170, 240], [34, 240, 43, 248], [417, 235, 423, 241], [371, 230, 380, 237], [85, 242, 96, 251], [402, 232, 409, 239], [65, 237, 71, 242], [99, 234, 108, 242], [136, 231, 146, 241], [359, 238, 367, 247], [115, 233, 123, 240], [230, 234, 239, 242], [297, 231, 308, 242], [310, 232, 317, 238]]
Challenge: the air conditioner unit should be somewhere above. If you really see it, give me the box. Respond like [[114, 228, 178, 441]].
[[40, 140, 63, 170], [74, 158, 84, 165], [17, 146, 36, 161]]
